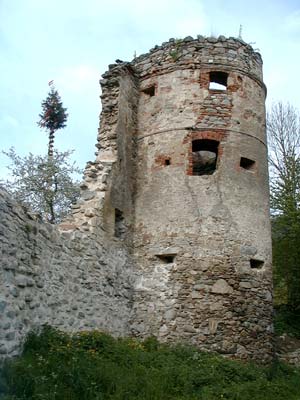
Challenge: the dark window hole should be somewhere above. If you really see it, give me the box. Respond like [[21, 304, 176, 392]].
[[192, 139, 219, 175], [165, 158, 171, 166], [156, 254, 176, 263], [142, 85, 155, 97], [114, 209, 126, 239], [240, 157, 255, 170], [250, 259, 264, 269], [209, 71, 228, 90]]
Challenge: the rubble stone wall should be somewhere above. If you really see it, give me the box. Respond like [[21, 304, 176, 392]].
[[0, 189, 133, 357]]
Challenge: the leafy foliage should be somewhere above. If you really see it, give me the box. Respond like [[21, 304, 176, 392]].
[[1, 326, 300, 400], [274, 305, 300, 338], [2, 148, 81, 223], [268, 102, 300, 312], [272, 213, 300, 312]]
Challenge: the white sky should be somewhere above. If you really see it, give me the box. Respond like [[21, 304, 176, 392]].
[[0, 0, 299, 178]]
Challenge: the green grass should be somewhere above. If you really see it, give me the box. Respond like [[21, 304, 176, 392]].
[[1, 326, 300, 400]]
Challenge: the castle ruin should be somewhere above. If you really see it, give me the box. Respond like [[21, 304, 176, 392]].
[[0, 35, 273, 362]]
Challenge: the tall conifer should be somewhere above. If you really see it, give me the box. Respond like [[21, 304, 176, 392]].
[[37, 84, 68, 157]]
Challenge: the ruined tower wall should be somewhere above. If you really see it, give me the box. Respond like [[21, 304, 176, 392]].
[[53, 36, 273, 362], [67, 66, 138, 241], [130, 37, 272, 361], [0, 36, 273, 362], [106, 69, 139, 240]]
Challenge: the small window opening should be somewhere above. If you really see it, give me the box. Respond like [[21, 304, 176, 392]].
[[209, 71, 228, 91], [240, 157, 255, 171], [192, 139, 219, 175], [114, 209, 126, 239], [165, 158, 171, 166], [142, 85, 155, 97], [156, 254, 176, 263], [250, 259, 264, 269]]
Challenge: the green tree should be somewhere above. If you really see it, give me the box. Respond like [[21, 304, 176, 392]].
[[37, 84, 68, 158], [268, 102, 300, 311], [2, 148, 81, 223]]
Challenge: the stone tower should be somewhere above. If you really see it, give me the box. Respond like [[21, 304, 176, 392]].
[[69, 36, 273, 361]]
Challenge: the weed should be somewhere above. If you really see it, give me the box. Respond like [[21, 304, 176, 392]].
[[169, 39, 183, 61], [1, 327, 300, 400]]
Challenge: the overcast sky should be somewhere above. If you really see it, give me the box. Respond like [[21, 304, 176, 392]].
[[0, 0, 299, 178]]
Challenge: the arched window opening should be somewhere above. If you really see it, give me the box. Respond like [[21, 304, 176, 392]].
[[192, 139, 219, 175]]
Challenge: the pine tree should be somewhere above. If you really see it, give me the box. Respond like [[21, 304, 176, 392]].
[[37, 84, 68, 157]]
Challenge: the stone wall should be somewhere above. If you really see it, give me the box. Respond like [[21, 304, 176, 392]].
[[127, 36, 272, 362], [0, 189, 133, 357], [63, 64, 138, 241]]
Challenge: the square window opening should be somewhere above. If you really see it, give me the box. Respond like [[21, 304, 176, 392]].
[[142, 85, 155, 97], [165, 158, 171, 166], [240, 157, 255, 170], [209, 71, 228, 91], [250, 259, 264, 269], [156, 254, 176, 263], [192, 139, 219, 175]]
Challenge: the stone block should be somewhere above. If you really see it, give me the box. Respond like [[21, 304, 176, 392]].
[[211, 279, 233, 294], [15, 276, 27, 287]]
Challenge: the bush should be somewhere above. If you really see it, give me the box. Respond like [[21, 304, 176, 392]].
[[1, 326, 300, 400], [274, 305, 300, 338]]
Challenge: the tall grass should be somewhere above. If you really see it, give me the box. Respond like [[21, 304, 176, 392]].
[[1, 326, 300, 400]]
